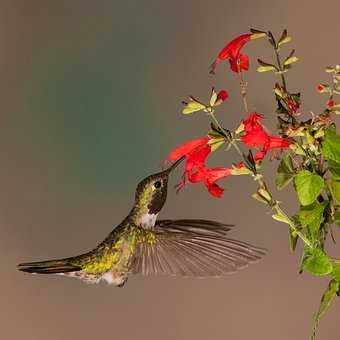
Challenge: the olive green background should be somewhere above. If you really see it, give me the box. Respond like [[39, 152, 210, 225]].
[[1, 1, 340, 339]]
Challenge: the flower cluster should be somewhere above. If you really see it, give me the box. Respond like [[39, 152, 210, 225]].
[[168, 137, 232, 197], [167, 28, 340, 339]]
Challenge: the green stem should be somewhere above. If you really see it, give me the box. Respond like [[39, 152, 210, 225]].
[[272, 202, 313, 248], [274, 48, 287, 90]]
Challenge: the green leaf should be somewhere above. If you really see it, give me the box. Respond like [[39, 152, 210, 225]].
[[182, 99, 206, 114], [299, 201, 327, 239], [322, 128, 340, 163], [334, 211, 340, 226], [250, 28, 267, 39], [325, 66, 335, 73], [284, 56, 299, 66], [276, 154, 295, 190], [257, 65, 277, 73], [289, 229, 299, 252], [209, 88, 217, 107], [272, 213, 291, 224], [303, 248, 333, 276], [328, 159, 340, 181], [208, 138, 225, 152], [257, 59, 277, 73], [311, 280, 339, 340], [330, 179, 340, 204], [294, 170, 324, 206], [331, 262, 340, 281], [278, 29, 292, 47], [289, 215, 301, 252]]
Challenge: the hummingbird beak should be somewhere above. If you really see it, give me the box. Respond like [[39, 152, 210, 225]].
[[166, 156, 185, 174]]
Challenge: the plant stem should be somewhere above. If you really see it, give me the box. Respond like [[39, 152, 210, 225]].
[[238, 70, 249, 113], [273, 202, 313, 248], [274, 48, 287, 90], [208, 79, 312, 249]]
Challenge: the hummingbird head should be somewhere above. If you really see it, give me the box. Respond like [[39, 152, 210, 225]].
[[134, 157, 184, 219]]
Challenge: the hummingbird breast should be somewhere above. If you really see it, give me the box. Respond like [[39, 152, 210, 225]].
[[140, 213, 158, 229]]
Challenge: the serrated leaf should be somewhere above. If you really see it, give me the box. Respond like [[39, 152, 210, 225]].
[[276, 154, 295, 190], [284, 56, 299, 66], [311, 280, 339, 340], [295, 170, 324, 206], [322, 128, 340, 164], [303, 248, 333, 276]]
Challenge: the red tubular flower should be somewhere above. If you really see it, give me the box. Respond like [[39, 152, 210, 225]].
[[240, 112, 290, 160], [209, 34, 252, 74], [168, 136, 210, 161], [241, 113, 269, 147], [190, 167, 232, 198], [168, 137, 232, 198]]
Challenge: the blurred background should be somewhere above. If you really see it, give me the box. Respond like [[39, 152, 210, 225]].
[[1, 0, 340, 339]]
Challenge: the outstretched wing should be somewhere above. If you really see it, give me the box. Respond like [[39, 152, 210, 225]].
[[131, 219, 266, 277]]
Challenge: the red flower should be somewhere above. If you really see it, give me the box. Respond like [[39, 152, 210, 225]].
[[217, 90, 229, 102], [229, 53, 249, 73], [317, 84, 326, 93], [240, 112, 290, 160], [241, 113, 269, 147], [168, 136, 210, 161], [209, 34, 252, 74], [168, 137, 232, 198], [190, 167, 232, 198], [327, 99, 335, 109]]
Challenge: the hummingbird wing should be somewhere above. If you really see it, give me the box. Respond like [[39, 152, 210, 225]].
[[131, 219, 266, 277]]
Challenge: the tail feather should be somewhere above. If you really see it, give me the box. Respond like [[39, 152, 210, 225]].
[[17, 258, 81, 274]]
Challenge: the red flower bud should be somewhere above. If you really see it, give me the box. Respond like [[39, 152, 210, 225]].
[[317, 84, 325, 93], [327, 99, 335, 109], [217, 90, 229, 102]]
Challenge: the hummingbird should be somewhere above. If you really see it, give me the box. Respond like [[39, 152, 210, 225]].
[[18, 157, 266, 287]]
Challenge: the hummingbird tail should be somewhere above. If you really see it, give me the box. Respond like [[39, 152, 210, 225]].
[[17, 258, 81, 274]]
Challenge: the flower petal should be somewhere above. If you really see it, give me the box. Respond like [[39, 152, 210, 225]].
[[209, 33, 252, 74], [229, 53, 250, 73], [168, 136, 210, 161]]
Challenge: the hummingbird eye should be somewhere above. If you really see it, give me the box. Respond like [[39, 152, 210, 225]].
[[153, 180, 162, 189]]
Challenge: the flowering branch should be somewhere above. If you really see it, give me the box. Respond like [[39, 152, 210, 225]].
[[167, 28, 340, 339]]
